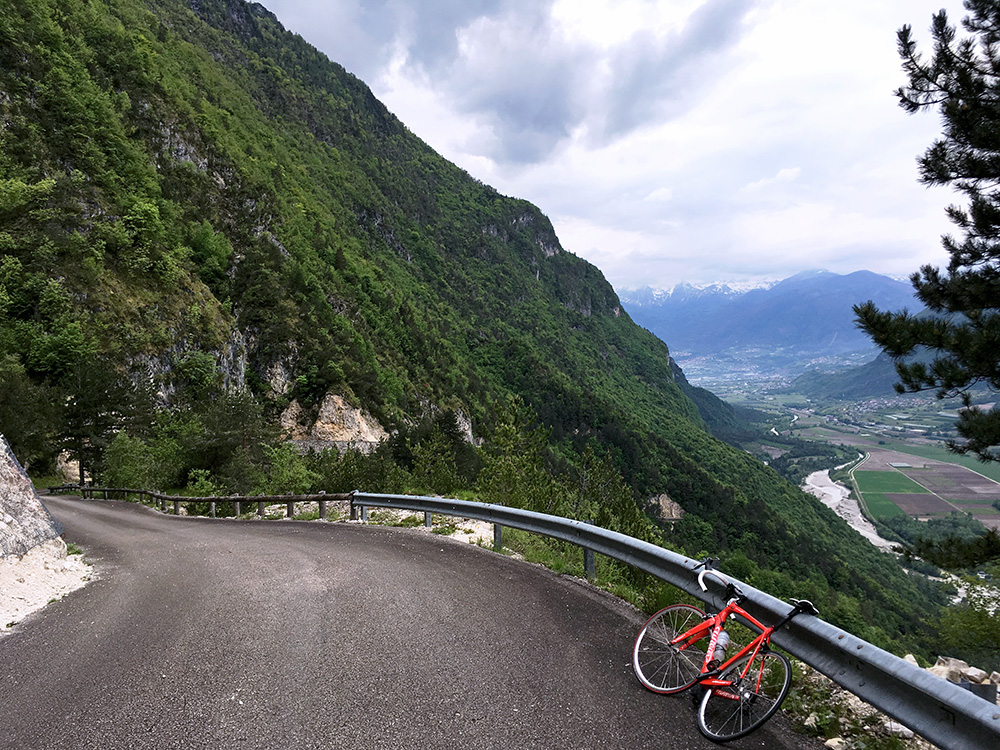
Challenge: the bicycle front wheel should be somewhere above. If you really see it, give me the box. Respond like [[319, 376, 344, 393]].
[[697, 650, 791, 741], [632, 603, 707, 694]]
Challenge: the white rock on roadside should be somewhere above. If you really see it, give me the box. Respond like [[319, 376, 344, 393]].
[[885, 721, 915, 739], [0, 537, 91, 634]]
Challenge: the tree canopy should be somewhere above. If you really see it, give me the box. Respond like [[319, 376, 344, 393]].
[[856, 0, 1000, 461]]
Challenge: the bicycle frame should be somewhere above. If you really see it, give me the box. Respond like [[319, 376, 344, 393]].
[[671, 598, 774, 690], [632, 564, 817, 742]]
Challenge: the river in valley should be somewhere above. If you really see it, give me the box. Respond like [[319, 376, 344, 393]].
[[802, 470, 898, 551]]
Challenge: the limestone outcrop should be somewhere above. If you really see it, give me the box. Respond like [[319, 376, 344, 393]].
[[651, 493, 685, 521], [0, 434, 60, 558], [281, 394, 388, 452]]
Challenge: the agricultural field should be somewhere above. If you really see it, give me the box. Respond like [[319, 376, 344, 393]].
[[720, 387, 1000, 530], [852, 455, 1000, 530]]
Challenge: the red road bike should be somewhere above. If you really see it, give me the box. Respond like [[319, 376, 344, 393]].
[[632, 560, 819, 742]]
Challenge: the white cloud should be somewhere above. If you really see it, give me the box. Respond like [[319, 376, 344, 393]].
[[643, 187, 674, 203], [262, 0, 969, 289], [741, 168, 802, 194]]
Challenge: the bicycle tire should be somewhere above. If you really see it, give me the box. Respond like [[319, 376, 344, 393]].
[[697, 650, 791, 741], [632, 603, 707, 694]]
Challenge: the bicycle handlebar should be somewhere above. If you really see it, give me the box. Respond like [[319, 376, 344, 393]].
[[697, 567, 726, 591], [695, 558, 818, 620], [697, 567, 744, 602]]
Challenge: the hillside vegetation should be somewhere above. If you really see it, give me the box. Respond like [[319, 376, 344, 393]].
[[0, 0, 951, 656]]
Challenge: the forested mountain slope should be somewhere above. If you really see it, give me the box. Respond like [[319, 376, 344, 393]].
[[0, 0, 945, 651]]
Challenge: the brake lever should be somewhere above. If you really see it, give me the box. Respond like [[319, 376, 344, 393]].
[[694, 556, 720, 571]]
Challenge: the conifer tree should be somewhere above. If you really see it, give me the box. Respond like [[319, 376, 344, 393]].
[[856, 1, 1000, 461]]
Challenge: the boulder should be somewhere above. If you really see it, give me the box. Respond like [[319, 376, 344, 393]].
[[962, 666, 989, 684], [884, 721, 914, 739], [928, 665, 962, 683], [929, 656, 969, 683], [934, 656, 969, 671]]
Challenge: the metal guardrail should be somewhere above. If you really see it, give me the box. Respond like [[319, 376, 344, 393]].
[[351, 492, 1000, 750], [48, 485, 352, 520], [50, 484, 1000, 747]]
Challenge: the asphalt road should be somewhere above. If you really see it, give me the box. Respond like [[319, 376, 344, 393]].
[[1, 497, 824, 749]]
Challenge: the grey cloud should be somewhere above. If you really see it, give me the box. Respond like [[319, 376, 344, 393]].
[[388, 0, 510, 72], [446, 14, 590, 162], [419, 0, 758, 164], [599, 0, 756, 139], [262, 0, 505, 78], [267, 1, 760, 165]]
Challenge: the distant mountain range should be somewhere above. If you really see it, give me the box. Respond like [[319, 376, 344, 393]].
[[619, 270, 920, 381]]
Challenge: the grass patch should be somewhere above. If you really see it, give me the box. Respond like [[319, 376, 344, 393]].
[[29, 475, 67, 492], [862, 493, 906, 519], [854, 470, 929, 494], [431, 521, 459, 535]]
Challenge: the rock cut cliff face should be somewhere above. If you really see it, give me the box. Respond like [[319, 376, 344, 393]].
[[0, 435, 60, 558], [280, 394, 389, 452]]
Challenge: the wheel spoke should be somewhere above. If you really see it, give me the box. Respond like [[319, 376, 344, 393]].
[[633, 604, 707, 694], [697, 651, 791, 741]]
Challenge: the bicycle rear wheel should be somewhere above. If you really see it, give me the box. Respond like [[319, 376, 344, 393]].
[[697, 650, 791, 741], [632, 604, 707, 694]]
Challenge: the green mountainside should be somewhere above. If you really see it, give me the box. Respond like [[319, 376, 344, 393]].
[[785, 353, 903, 402], [0, 0, 950, 654]]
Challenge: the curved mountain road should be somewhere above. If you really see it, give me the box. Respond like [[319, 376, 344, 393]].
[[1, 497, 823, 749]]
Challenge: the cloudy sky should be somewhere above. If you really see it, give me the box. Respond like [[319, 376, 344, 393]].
[[261, 0, 968, 291]]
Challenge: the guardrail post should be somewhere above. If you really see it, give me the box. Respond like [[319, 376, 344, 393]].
[[360, 504, 368, 522], [584, 547, 595, 580], [209, 501, 216, 518], [493, 524, 502, 551], [287, 500, 295, 518], [319, 498, 327, 520], [257, 500, 264, 517], [235, 500, 241, 516], [173, 499, 180, 515], [424, 511, 432, 528]]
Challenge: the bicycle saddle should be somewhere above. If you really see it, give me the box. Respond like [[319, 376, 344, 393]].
[[789, 598, 819, 616]]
